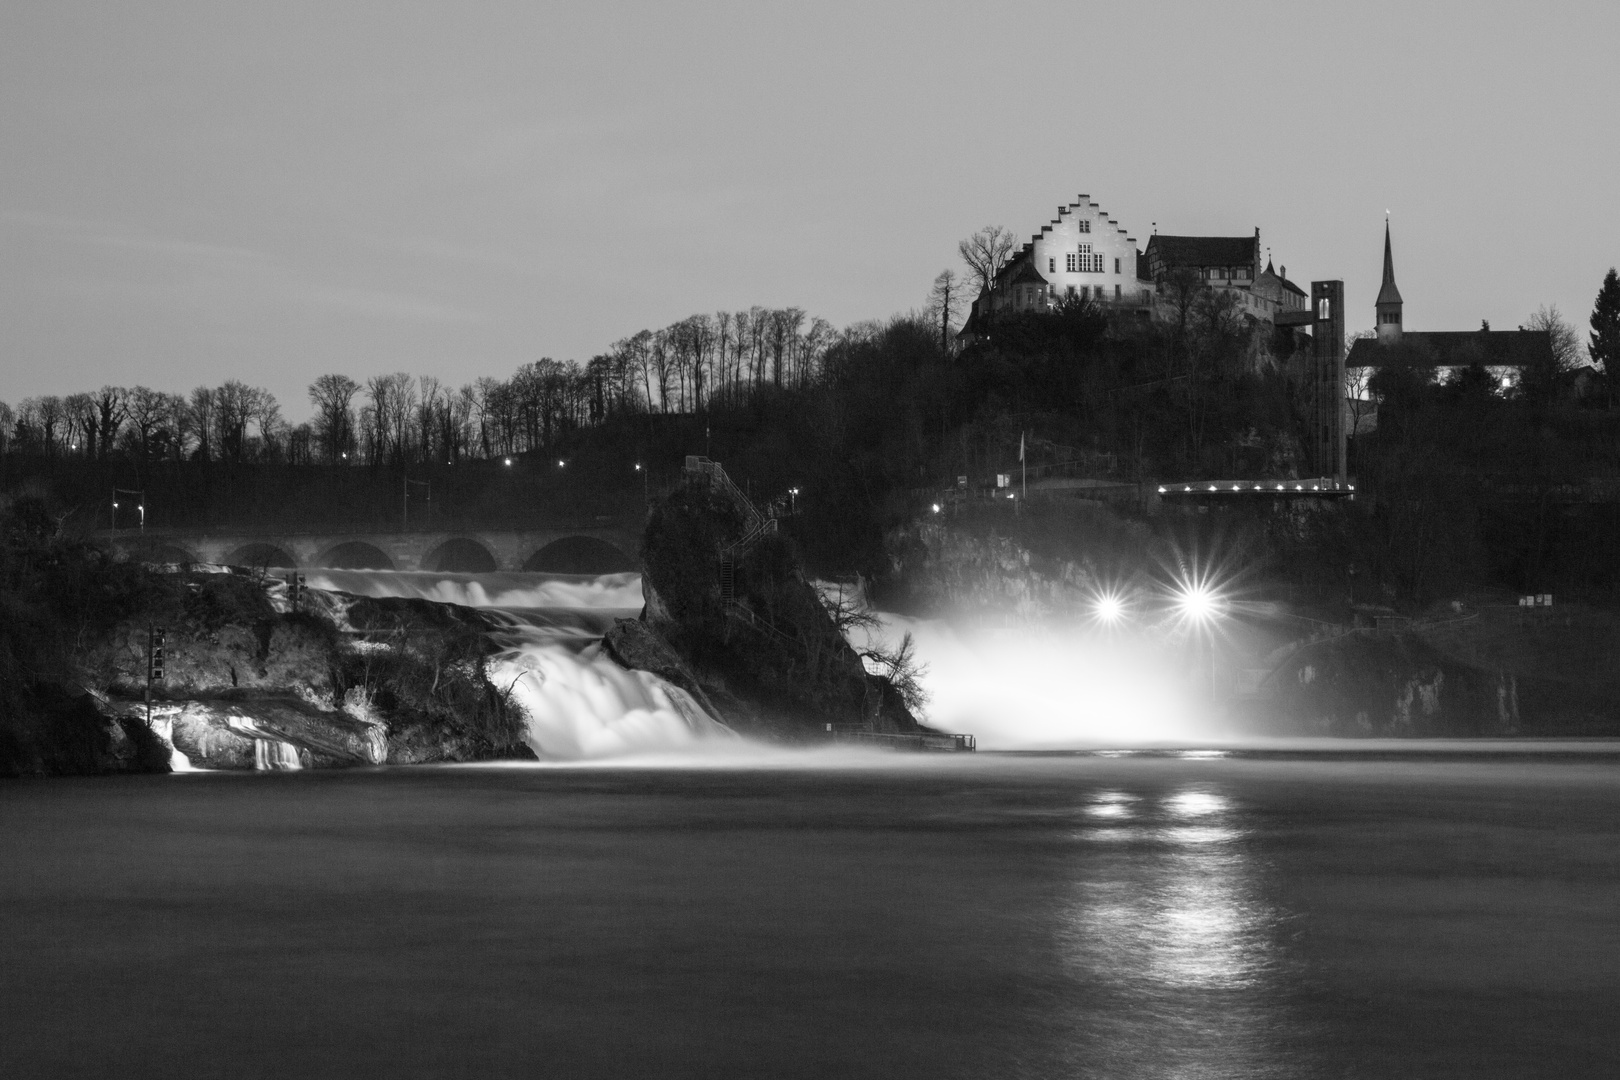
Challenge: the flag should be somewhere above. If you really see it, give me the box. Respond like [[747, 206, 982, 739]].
[[1019, 431, 1025, 462]]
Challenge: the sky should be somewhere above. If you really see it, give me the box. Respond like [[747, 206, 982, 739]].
[[3, 1, 1616, 421]]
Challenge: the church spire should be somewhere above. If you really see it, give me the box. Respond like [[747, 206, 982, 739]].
[[1375, 217, 1403, 344]]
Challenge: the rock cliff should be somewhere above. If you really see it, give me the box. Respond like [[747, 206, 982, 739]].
[[617, 481, 923, 740], [0, 504, 531, 775]]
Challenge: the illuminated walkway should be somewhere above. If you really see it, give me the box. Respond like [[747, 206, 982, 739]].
[[1157, 478, 1353, 500]]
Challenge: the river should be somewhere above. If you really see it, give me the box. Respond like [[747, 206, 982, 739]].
[[1, 572, 1615, 1077]]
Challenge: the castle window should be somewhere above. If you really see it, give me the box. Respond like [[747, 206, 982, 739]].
[[1114, 258, 1121, 274], [1115, 284, 1122, 299], [1065, 252, 1079, 273], [1049, 257, 1056, 274], [1078, 220, 1092, 233], [1066, 285, 1076, 298]]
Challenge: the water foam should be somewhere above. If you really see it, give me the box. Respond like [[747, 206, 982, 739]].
[[307, 569, 734, 759]]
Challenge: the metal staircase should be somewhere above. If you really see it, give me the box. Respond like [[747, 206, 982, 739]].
[[684, 456, 785, 627]]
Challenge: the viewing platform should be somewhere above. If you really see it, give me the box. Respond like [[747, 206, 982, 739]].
[[1157, 477, 1354, 500], [825, 725, 977, 752]]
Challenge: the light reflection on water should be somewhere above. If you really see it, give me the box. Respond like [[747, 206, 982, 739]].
[[1062, 784, 1290, 1074]]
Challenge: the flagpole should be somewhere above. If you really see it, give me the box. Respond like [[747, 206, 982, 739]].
[[1020, 430, 1026, 501]]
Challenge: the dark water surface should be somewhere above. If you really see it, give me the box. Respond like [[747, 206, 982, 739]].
[[3, 750, 1616, 1078]]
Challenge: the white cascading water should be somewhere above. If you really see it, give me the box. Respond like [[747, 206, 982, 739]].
[[302, 570, 736, 759]]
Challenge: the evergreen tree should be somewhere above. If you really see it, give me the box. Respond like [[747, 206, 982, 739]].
[[1590, 267, 1620, 375]]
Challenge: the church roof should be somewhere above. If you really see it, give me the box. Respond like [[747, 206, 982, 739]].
[[1376, 221, 1403, 306], [1347, 330, 1553, 369], [1146, 234, 1259, 270]]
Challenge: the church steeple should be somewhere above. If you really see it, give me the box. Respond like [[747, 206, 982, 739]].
[[1375, 218, 1403, 344]]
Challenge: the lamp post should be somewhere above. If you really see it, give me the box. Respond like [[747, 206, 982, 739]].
[[113, 488, 145, 537]]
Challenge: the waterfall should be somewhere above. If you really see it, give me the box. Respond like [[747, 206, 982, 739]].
[[303, 569, 736, 759]]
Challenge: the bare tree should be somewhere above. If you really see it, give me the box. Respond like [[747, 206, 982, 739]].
[[91, 386, 127, 461], [958, 225, 1016, 296], [188, 387, 216, 462], [308, 374, 360, 464], [64, 393, 96, 457], [928, 269, 965, 353], [34, 396, 65, 457], [1523, 304, 1585, 372], [126, 386, 171, 458]]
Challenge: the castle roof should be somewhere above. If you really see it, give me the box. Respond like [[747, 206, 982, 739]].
[[1005, 258, 1049, 286], [1145, 234, 1259, 270], [1347, 330, 1553, 369], [1259, 259, 1308, 298]]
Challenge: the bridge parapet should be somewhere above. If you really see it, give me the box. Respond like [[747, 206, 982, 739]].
[[97, 524, 644, 573]]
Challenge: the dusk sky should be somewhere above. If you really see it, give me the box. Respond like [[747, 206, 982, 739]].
[[4, 1, 1616, 420]]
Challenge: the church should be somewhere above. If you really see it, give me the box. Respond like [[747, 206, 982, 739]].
[[1346, 222, 1554, 387]]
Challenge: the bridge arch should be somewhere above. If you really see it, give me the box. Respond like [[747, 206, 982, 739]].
[[226, 542, 298, 569], [315, 540, 395, 570], [523, 535, 635, 574], [424, 537, 498, 573], [130, 541, 199, 566]]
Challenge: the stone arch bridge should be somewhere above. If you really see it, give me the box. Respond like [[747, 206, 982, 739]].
[[101, 524, 643, 574]]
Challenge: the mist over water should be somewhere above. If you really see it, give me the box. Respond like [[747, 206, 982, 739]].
[[307, 569, 732, 759], [850, 606, 1209, 750]]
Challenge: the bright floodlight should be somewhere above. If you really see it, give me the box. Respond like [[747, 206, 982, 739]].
[[503, 457, 512, 466], [1093, 594, 1124, 624], [1175, 582, 1221, 623], [931, 503, 940, 513]]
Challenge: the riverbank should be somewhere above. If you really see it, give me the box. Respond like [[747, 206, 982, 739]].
[[0, 497, 530, 776]]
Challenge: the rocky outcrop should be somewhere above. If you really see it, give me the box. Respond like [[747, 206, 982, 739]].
[[0, 684, 174, 776], [620, 482, 924, 740], [163, 696, 388, 769], [0, 539, 531, 775], [601, 616, 727, 722]]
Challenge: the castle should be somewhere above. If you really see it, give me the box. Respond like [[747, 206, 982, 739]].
[[960, 196, 1308, 335]]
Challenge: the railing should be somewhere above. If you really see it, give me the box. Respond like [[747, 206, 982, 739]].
[[824, 725, 976, 752], [721, 596, 801, 649], [684, 456, 765, 532]]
